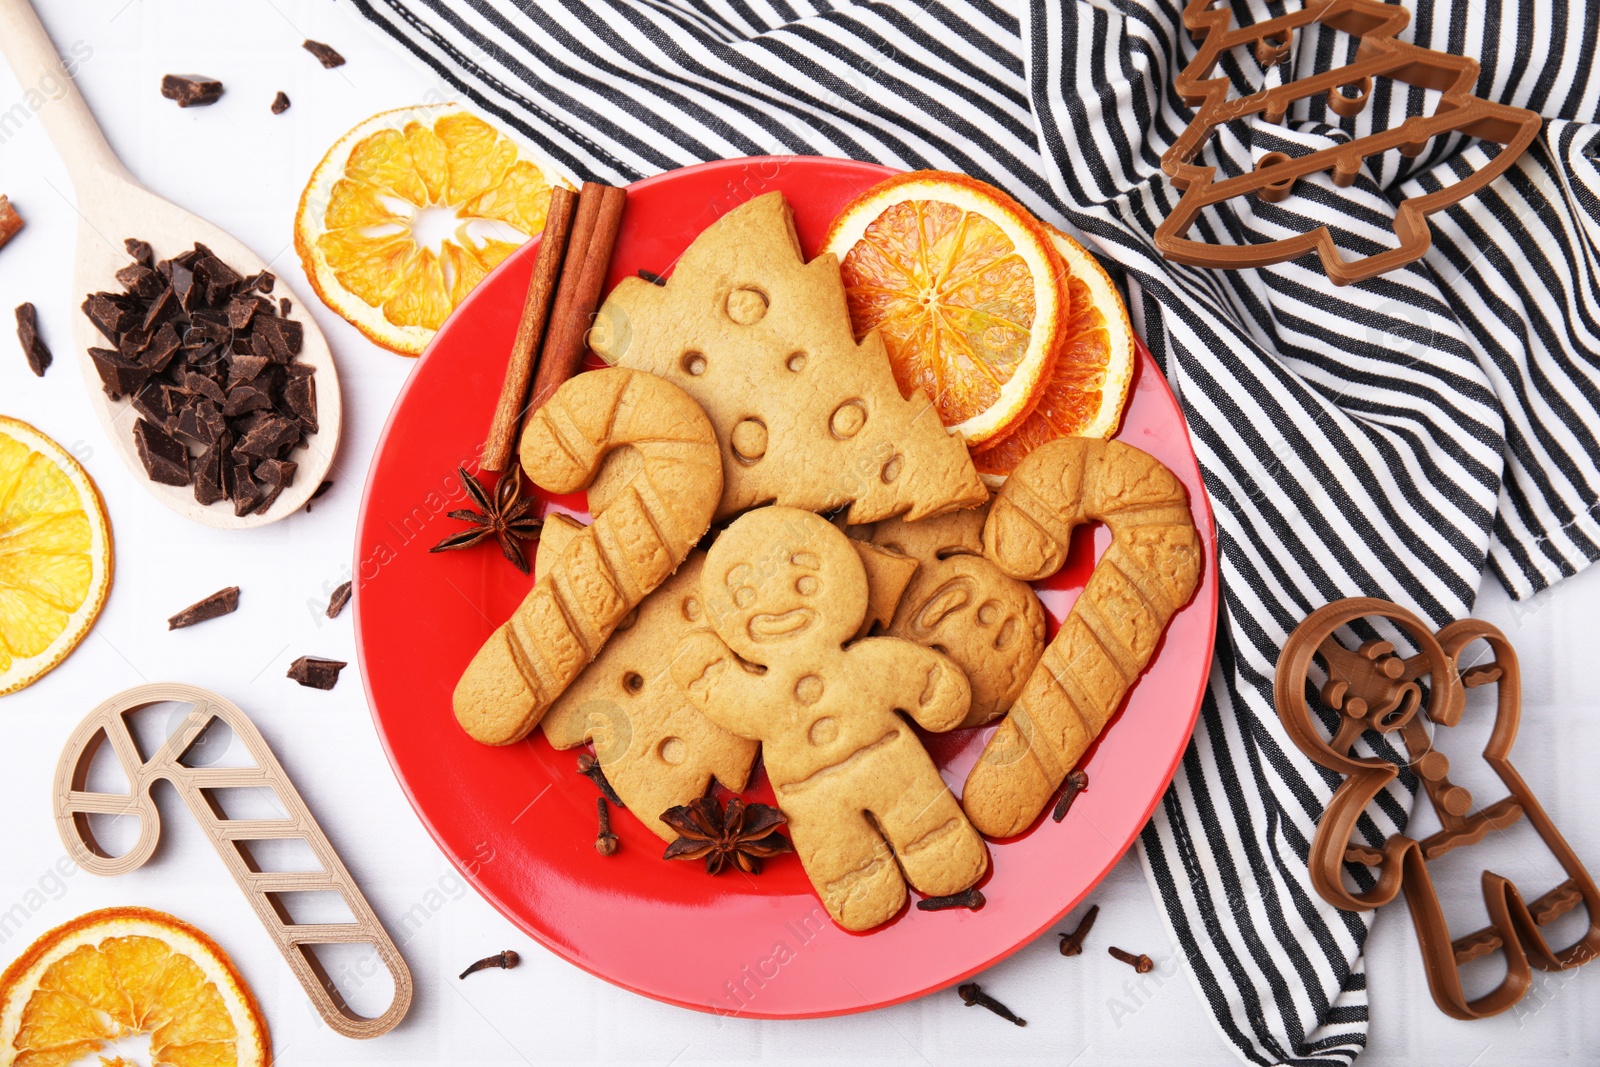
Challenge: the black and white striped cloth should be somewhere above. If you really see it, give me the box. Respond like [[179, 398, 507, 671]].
[[338, 1, 1600, 1062]]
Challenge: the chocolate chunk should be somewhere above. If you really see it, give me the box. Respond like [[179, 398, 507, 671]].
[[226, 295, 259, 331], [283, 374, 317, 434], [143, 322, 183, 372], [224, 384, 273, 417], [228, 455, 262, 515], [175, 399, 227, 449], [302, 40, 346, 68], [141, 286, 177, 331], [235, 413, 300, 457], [84, 292, 137, 340], [193, 433, 231, 505], [116, 263, 167, 301], [117, 326, 152, 362], [181, 371, 227, 405], [170, 260, 200, 312], [252, 457, 297, 513], [134, 419, 191, 486], [89, 347, 150, 397], [161, 74, 224, 107], [131, 381, 175, 426], [271, 91, 291, 115], [325, 581, 352, 619], [15, 303, 51, 376], [287, 656, 346, 690], [194, 256, 242, 305], [227, 353, 269, 386], [167, 586, 240, 629], [243, 271, 275, 294], [125, 238, 154, 267], [253, 315, 302, 361], [279, 298, 292, 317]]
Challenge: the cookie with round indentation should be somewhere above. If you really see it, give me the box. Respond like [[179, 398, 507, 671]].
[[847, 500, 1046, 728], [539, 540, 760, 841], [589, 191, 986, 525], [673, 506, 989, 931]]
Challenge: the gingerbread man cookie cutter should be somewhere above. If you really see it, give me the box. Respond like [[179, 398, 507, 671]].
[[1156, 0, 1541, 285], [53, 683, 413, 1038], [1276, 598, 1600, 1018]]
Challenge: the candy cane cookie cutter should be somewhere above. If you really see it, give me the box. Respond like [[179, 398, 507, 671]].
[[1276, 599, 1600, 1018], [53, 682, 413, 1038]]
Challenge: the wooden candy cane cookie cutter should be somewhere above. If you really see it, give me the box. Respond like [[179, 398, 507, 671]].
[[1156, 0, 1541, 285], [1276, 598, 1600, 1018], [53, 683, 413, 1038]]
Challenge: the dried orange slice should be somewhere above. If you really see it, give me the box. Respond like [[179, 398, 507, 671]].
[[0, 907, 269, 1067], [971, 228, 1135, 483], [0, 416, 113, 697], [296, 104, 571, 355], [822, 171, 1065, 447]]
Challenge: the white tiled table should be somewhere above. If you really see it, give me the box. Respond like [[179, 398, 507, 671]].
[[0, 3, 1594, 1063]]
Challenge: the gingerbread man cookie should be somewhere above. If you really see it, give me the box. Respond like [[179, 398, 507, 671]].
[[672, 506, 988, 931], [847, 501, 1046, 728]]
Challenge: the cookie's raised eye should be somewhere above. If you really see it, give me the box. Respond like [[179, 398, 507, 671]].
[[796, 575, 819, 595], [726, 286, 769, 324], [682, 351, 707, 375]]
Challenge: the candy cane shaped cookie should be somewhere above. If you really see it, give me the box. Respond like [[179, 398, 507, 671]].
[[962, 438, 1200, 837], [453, 369, 722, 745]]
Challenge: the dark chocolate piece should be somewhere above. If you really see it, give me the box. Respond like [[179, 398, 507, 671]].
[[89, 347, 150, 397], [193, 433, 231, 506], [235, 413, 300, 457], [302, 40, 346, 68], [271, 91, 291, 115], [161, 74, 224, 107], [229, 456, 262, 515], [283, 374, 317, 433], [279, 298, 292, 317], [15, 302, 51, 376], [131, 381, 175, 426], [83, 292, 137, 340], [125, 238, 154, 267], [116, 263, 166, 301], [252, 457, 297, 513], [226, 353, 269, 386], [325, 581, 352, 619], [133, 419, 191, 486], [287, 656, 347, 690], [181, 371, 227, 405], [143, 322, 182, 373], [167, 586, 240, 629], [223, 384, 272, 417]]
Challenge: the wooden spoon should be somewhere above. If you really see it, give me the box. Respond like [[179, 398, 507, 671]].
[[0, 0, 341, 528]]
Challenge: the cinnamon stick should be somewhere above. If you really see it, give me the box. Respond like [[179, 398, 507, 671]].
[[528, 182, 627, 413], [482, 185, 578, 472], [0, 196, 22, 252]]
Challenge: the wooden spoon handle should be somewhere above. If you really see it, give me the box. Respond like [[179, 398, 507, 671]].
[[0, 0, 130, 188]]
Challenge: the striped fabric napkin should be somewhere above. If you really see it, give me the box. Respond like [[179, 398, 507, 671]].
[[338, 1, 1600, 1061]]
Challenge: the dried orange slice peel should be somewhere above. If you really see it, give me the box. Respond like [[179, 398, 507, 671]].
[[0, 907, 269, 1067], [296, 104, 572, 355], [0, 416, 113, 696], [823, 171, 1066, 447], [972, 227, 1135, 482]]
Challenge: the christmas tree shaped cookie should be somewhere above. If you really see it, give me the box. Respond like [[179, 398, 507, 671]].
[[591, 192, 986, 524]]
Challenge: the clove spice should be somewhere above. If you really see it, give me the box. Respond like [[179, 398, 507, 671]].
[[917, 887, 985, 912], [1058, 903, 1099, 956], [637, 268, 667, 286], [576, 752, 625, 808], [957, 982, 1025, 1026], [594, 796, 619, 856], [459, 950, 520, 979], [1107, 946, 1153, 974], [1051, 769, 1089, 822]]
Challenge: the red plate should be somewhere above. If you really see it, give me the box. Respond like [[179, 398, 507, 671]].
[[355, 156, 1217, 1018]]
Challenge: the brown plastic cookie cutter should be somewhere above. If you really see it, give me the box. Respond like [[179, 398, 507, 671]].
[[1155, 0, 1542, 285], [53, 682, 414, 1038], [1276, 598, 1600, 1019]]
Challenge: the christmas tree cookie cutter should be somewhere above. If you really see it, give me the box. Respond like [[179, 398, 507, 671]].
[[53, 682, 414, 1038], [1276, 598, 1600, 1019], [1155, 0, 1542, 285]]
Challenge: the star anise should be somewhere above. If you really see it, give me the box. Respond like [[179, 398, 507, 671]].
[[661, 795, 793, 875], [428, 467, 542, 573]]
